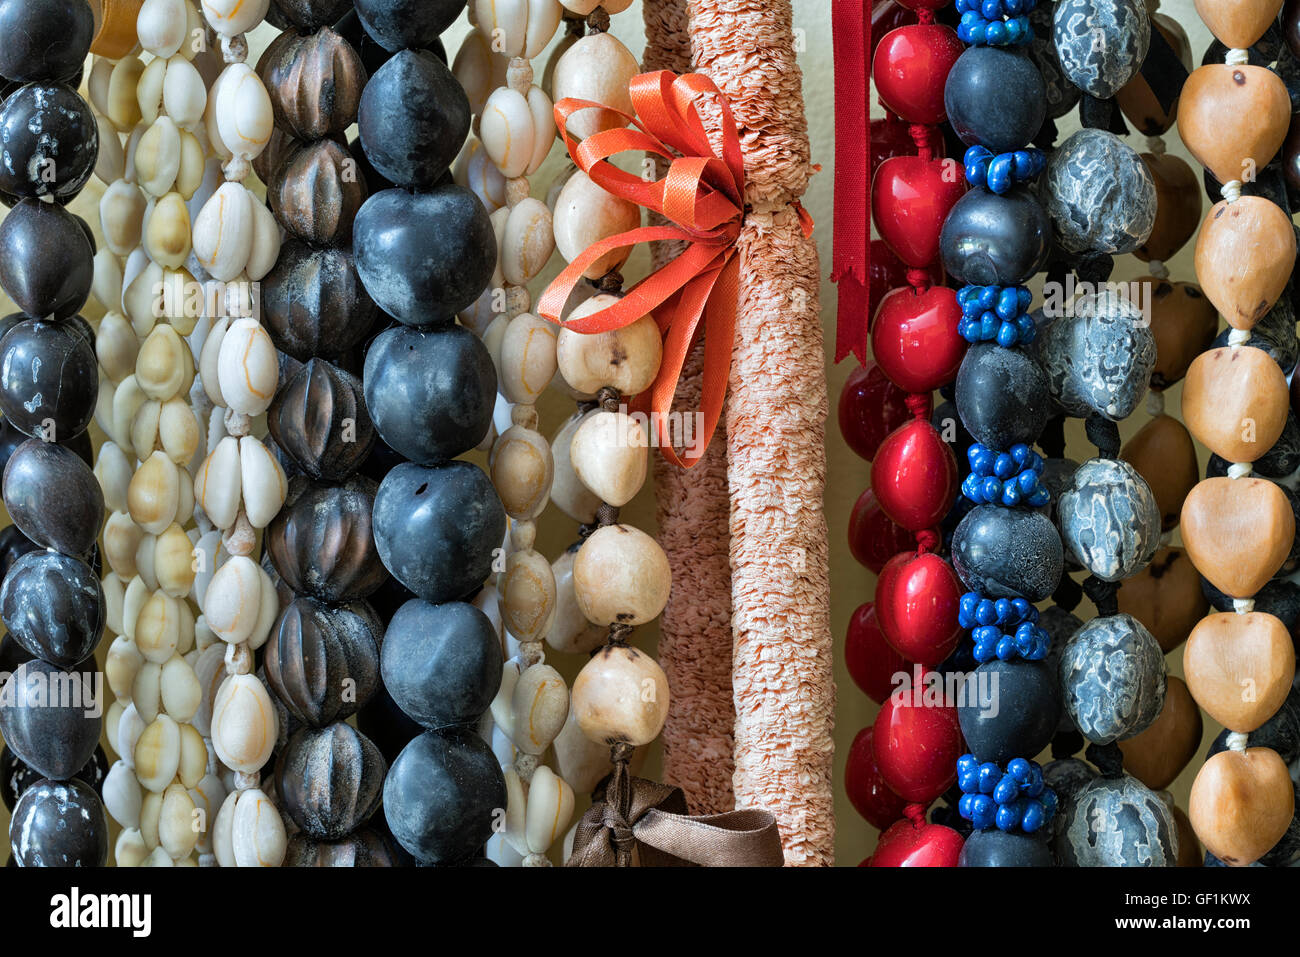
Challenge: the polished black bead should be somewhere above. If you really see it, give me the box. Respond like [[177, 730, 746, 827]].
[[271, 0, 354, 32], [0, 0, 94, 82], [952, 504, 1064, 601], [0, 199, 93, 317], [9, 777, 107, 867], [353, 0, 464, 52], [0, 551, 103, 668], [0, 659, 101, 781], [2, 438, 103, 556], [957, 659, 1060, 765], [0, 319, 97, 441], [0, 743, 105, 812], [939, 186, 1050, 286], [0, 83, 97, 201]]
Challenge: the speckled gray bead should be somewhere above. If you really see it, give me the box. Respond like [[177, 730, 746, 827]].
[[1057, 458, 1161, 581], [1053, 0, 1150, 98], [1057, 774, 1178, 867], [1060, 613, 1166, 744], [1033, 289, 1155, 420], [1042, 129, 1156, 255]]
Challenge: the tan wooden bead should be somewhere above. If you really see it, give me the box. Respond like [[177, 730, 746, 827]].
[[573, 524, 671, 627], [1181, 477, 1294, 598], [1114, 547, 1208, 654], [1143, 280, 1218, 390], [1194, 196, 1296, 330], [1181, 346, 1289, 462], [556, 299, 663, 395], [1193, 0, 1284, 50], [1120, 414, 1198, 531], [570, 410, 648, 508], [1190, 747, 1294, 866], [571, 644, 670, 747], [1183, 611, 1295, 732]]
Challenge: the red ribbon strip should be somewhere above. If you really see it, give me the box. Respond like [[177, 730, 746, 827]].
[[537, 70, 812, 469], [830, 0, 871, 364]]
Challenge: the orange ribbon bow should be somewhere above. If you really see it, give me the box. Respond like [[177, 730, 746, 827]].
[[538, 70, 811, 468]]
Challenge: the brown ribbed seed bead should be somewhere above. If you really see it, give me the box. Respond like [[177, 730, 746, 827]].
[[257, 26, 367, 141], [270, 138, 367, 245]]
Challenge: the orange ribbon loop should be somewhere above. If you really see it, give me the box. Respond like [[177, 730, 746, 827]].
[[538, 70, 794, 469]]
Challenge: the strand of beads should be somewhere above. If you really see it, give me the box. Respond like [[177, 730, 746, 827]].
[[939, 0, 1067, 867], [254, 1, 395, 867], [0, 0, 109, 867], [1177, 2, 1300, 868], [188, 0, 288, 868], [348, 0, 508, 868]]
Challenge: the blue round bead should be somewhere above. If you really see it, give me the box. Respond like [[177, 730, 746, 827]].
[[959, 593, 980, 618], [993, 453, 1015, 479], [959, 794, 977, 819], [958, 319, 979, 342], [957, 753, 978, 775], [996, 287, 1019, 320], [985, 19, 1008, 45], [995, 321, 1017, 347], [993, 598, 1012, 623], [977, 286, 997, 311], [1016, 287, 1032, 311], [978, 763, 1000, 793], [1022, 801, 1044, 833], [1017, 470, 1038, 495], [1026, 486, 1050, 507], [969, 21, 987, 44], [1011, 598, 1031, 619], [973, 638, 996, 663], [994, 775, 1020, 804], [971, 795, 997, 829], [968, 444, 991, 472], [1000, 483, 1020, 506], [961, 474, 982, 504], [980, 475, 1001, 503], [995, 635, 1016, 660], [1007, 758, 1031, 782], [981, 0, 1000, 17], [995, 803, 1019, 831], [1005, 0, 1024, 13]]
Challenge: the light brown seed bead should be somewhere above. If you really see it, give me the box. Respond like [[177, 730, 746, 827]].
[[498, 549, 557, 643], [1183, 611, 1295, 732], [1181, 346, 1290, 463], [550, 411, 602, 523], [1193, 195, 1296, 330], [553, 170, 640, 279], [1117, 675, 1202, 791], [557, 299, 663, 396], [1190, 747, 1294, 866], [510, 663, 569, 755], [570, 410, 648, 508], [573, 524, 671, 627], [1181, 476, 1294, 598], [547, 548, 606, 655], [571, 644, 670, 747], [552, 32, 638, 140], [491, 425, 554, 520]]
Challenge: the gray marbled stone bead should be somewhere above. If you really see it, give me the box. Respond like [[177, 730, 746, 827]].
[[1042, 129, 1156, 255], [1030, 2, 1081, 119], [1059, 613, 1166, 744], [1033, 289, 1155, 420], [1057, 458, 1161, 581], [1044, 756, 1097, 850], [1053, 0, 1150, 98], [1057, 774, 1178, 867]]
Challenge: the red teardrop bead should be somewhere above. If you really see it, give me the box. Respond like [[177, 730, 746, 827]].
[[849, 487, 915, 573], [872, 0, 917, 60], [871, 285, 967, 392], [872, 692, 963, 803], [872, 155, 967, 267], [845, 601, 910, 703], [868, 814, 965, 867], [875, 551, 963, 666], [871, 418, 958, 531], [838, 359, 915, 461], [872, 24, 964, 125], [845, 726, 909, 830]]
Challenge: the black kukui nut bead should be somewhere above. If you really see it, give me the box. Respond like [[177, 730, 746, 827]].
[[952, 505, 1064, 601], [383, 725, 506, 865], [357, 683, 423, 765], [363, 324, 496, 465], [276, 723, 387, 841], [336, 10, 446, 80], [381, 599, 502, 730], [0, 84, 97, 202], [957, 658, 1060, 765], [353, 184, 495, 326], [955, 343, 1051, 450], [0, 551, 103, 669], [0, 200, 93, 318], [939, 186, 1050, 287], [0, 523, 36, 581], [265, 596, 381, 726], [944, 46, 1047, 153], [0, 319, 97, 441], [272, 0, 354, 32], [0, 0, 94, 83], [958, 828, 1055, 867], [372, 461, 506, 605], [2, 438, 103, 556], [0, 659, 101, 781], [262, 241, 377, 361], [357, 50, 468, 188], [9, 777, 107, 867], [353, 0, 464, 53], [266, 474, 388, 603], [284, 826, 402, 867], [268, 358, 376, 481], [0, 743, 106, 812], [0, 416, 93, 474]]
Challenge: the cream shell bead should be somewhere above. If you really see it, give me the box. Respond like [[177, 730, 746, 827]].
[[191, 529, 224, 613], [137, 56, 167, 125], [144, 192, 192, 269], [135, 714, 182, 793], [195, 435, 242, 529], [573, 524, 671, 626], [553, 171, 640, 278], [108, 57, 146, 131], [249, 564, 279, 651], [135, 534, 160, 592], [503, 766, 527, 854], [175, 130, 206, 200], [500, 313, 557, 407], [491, 425, 553, 520], [178, 722, 207, 790], [118, 703, 145, 770], [525, 764, 574, 854], [557, 301, 663, 395], [199, 315, 231, 406], [192, 643, 227, 736], [453, 31, 508, 117], [123, 575, 149, 642], [131, 400, 164, 463], [201, 0, 271, 37], [103, 572, 126, 637], [155, 522, 197, 597], [474, 0, 528, 57], [552, 33, 638, 140], [459, 283, 500, 337], [105, 701, 126, 762], [137, 0, 188, 58], [137, 116, 182, 197], [547, 548, 606, 654], [550, 410, 602, 523], [162, 654, 201, 723], [116, 828, 149, 867], [100, 180, 147, 257], [123, 260, 164, 337], [88, 57, 113, 118], [570, 410, 648, 508], [136, 322, 190, 399], [460, 138, 508, 212], [190, 772, 225, 852], [92, 248, 124, 313], [480, 87, 535, 179], [140, 792, 163, 848], [211, 674, 278, 773], [524, 0, 563, 58], [123, 124, 147, 184], [239, 435, 287, 528], [217, 318, 278, 415], [502, 199, 555, 287], [159, 782, 199, 860], [164, 56, 207, 130], [204, 555, 263, 644], [571, 644, 670, 747], [193, 184, 252, 282], [214, 63, 273, 161], [160, 396, 201, 464], [129, 451, 182, 536], [97, 312, 139, 384], [106, 634, 144, 700], [175, 597, 196, 656], [141, 847, 173, 866], [104, 760, 143, 829], [245, 196, 281, 281], [96, 441, 134, 513], [510, 662, 568, 754], [525, 86, 555, 175], [136, 590, 181, 663], [489, 657, 523, 742], [94, 115, 125, 184], [111, 377, 147, 455], [499, 549, 557, 643]]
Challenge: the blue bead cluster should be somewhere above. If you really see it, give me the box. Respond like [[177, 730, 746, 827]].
[[957, 285, 1036, 346], [961, 442, 1049, 508], [957, 592, 1050, 662], [957, 756, 1058, 832], [964, 145, 1046, 194], [955, 0, 1038, 46]]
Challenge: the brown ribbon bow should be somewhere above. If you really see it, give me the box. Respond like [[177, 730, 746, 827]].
[[567, 776, 784, 867]]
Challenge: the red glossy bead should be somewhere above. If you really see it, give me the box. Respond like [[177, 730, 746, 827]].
[[871, 1, 917, 60], [838, 359, 914, 461], [871, 285, 966, 392], [849, 487, 915, 573], [875, 551, 962, 666], [845, 602, 910, 704], [871, 418, 958, 531], [869, 240, 941, 323], [870, 115, 944, 176], [868, 814, 964, 867], [845, 726, 908, 830], [872, 155, 967, 267], [872, 692, 963, 803], [871, 24, 964, 125]]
